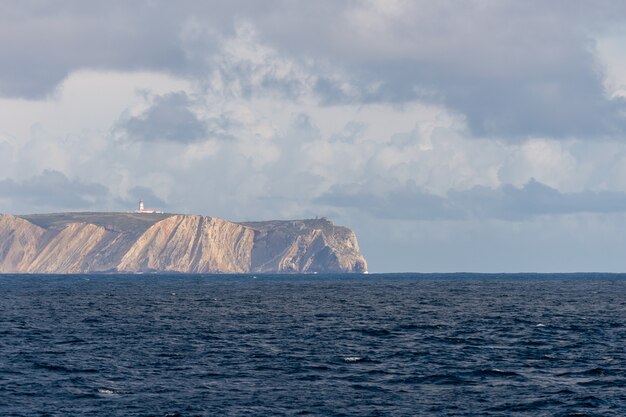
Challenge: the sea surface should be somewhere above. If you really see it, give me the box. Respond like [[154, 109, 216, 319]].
[[0, 273, 625, 416]]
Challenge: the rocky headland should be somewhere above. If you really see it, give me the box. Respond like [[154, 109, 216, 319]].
[[0, 212, 367, 274]]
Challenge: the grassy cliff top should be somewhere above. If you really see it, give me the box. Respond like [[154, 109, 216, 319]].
[[240, 218, 339, 233], [18, 212, 174, 235], [16, 212, 343, 236]]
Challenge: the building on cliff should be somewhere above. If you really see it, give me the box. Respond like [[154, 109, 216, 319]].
[[135, 199, 163, 214]]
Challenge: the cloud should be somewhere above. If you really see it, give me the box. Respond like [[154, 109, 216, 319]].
[[0, 1, 205, 99], [318, 179, 626, 221], [3, 2, 626, 139], [287, 1, 626, 138], [458, 179, 626, 219], [119, 92, 207, 143], [0, 170, 109, 212], [0, 2, 287, 99], [318, 181, 462, 220]]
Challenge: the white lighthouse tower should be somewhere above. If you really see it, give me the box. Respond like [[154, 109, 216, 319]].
[[135, 199, 163, 214]]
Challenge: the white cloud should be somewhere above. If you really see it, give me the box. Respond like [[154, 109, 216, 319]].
[[597, 27, 626, 99], [4, 64, 626, 219]]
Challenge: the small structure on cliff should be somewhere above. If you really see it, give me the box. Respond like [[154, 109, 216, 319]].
[[135, 199, 163, 214]]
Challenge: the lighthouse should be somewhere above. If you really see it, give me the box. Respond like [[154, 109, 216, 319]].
[[135, 199, 163, 214]]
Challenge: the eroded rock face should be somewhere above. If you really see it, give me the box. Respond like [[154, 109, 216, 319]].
[[246, 219, 367, 273], [118, 215, 255, 273], [0, 215, 45, 273], [27, 223, 113, 273], [0, 213, 368, 274]]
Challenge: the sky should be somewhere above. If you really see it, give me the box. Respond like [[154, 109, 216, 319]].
[[3, 1, 626, 272]]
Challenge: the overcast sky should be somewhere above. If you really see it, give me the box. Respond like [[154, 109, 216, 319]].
[[3, 1, 626, 272]]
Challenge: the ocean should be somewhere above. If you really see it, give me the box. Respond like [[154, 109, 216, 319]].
[[0, 273, 624, 416]]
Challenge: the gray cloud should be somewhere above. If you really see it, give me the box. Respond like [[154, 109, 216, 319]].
[[318, 181, 462, 220], [0, 2, 193, 98], [0, 170, 109, 212], [458, 179, 626, 219], [0, 1, 276, 98], [4, 1, 626, 139], [318, 179, 626, 221], [292, 2, 626, 138], [119, 92, 207, 143]]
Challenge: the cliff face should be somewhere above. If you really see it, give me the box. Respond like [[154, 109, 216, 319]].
[[0, 215, 45, 272], [0, 213, 367, 274], [242, 219, 367, 273], [118, 215, 255, 273]]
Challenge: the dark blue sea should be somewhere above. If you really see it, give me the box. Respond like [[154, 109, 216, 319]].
[[0, 274, 625, 416]]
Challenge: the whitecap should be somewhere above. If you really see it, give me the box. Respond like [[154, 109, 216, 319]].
[[536, 323, 546, 327], [97, 388, 115, 395], [344, 356, 362, 362]]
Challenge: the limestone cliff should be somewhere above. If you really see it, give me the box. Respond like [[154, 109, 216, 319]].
[[0, 212, 367, 274], [242, 218, 367, 273], [0, 215, 45, 272], [118, 215, 255, 273]]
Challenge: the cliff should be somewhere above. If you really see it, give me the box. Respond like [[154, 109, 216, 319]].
[[0, 212, 367, 274]]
